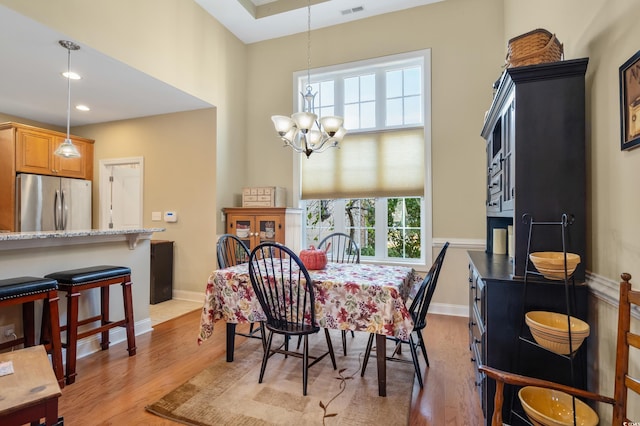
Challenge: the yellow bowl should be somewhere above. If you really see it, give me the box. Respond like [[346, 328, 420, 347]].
[[525, 311, 590, 354], [526, 311, 590, 335], [534, 266, 576, 280], [519, 386, 599, 426], [530, 252, 580, 278]]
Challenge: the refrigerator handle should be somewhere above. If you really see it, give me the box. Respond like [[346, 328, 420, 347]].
[[54, 189, 61, 230], [61, 189, 68, 230]]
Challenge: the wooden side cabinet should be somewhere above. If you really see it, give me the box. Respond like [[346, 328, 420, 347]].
[[468, 251, 588, 424], [223, 207, 302, 254]]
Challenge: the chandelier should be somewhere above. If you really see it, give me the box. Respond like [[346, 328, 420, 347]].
[[270, 1, 346, 158], [54, 40, 81, 158]]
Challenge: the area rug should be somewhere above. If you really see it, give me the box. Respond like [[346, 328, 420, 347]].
[[146, 330, 414, 425]]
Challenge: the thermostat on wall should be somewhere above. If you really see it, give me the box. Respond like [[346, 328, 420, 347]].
[[164, 211, 178, 223]]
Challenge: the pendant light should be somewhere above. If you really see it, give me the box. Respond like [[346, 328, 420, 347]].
[[270, 0, 346, 158], [54, 40, 81, 159]]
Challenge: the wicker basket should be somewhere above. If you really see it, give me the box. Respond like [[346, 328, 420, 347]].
[[506, 28, 563, 68]]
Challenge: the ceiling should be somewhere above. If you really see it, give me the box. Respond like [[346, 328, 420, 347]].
[[196, 0, 443, 44], [0, 0, 441, 128]]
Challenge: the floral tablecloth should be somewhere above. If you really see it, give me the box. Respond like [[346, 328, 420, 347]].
[[198, 262, 418, 344]]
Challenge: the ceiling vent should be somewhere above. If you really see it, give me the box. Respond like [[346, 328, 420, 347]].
[[341, 6, 364, 15]]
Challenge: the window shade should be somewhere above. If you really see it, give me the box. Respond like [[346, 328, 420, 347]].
[[301, 128, 424, 200]]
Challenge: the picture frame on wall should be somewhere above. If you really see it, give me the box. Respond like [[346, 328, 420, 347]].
[[620, 50, 640, 151]]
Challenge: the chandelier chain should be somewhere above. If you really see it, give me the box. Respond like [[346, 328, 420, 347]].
[[306, 0, 312, 90]]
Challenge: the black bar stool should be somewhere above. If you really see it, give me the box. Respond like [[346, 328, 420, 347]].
[[45, 265, 136, 385], [0, 276, 65, 388]]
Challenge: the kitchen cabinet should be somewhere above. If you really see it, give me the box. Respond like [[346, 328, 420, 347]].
[[12, 124, 94, 179], [0, 122, 94, 232], [223, 207, 302, 254]]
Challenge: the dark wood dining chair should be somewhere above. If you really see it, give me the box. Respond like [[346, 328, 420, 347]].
[[216, 234, 261, 341], [479, 272, 639, 425], [361, 241, 449, 388], [318, 232, 360, 355], [217, 233, 250, 269], [248, 242, 337, 396], [318, 232, 360, 264]]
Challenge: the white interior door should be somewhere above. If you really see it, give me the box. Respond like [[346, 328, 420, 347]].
[[99, 157, 143, 229]]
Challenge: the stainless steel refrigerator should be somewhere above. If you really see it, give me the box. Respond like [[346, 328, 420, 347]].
[[16, 173, 92, 232]]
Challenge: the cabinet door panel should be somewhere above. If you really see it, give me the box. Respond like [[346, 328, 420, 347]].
[[53, 137, 87, 178], [226, 214, 253, 248], [256, 215, 282, 245], [15, 129, 54, 174]]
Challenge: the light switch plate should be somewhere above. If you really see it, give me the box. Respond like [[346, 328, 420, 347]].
[[151, 211, 162, 221]]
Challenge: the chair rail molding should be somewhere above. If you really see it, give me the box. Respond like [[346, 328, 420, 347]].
[[587, 271, 640, 319]]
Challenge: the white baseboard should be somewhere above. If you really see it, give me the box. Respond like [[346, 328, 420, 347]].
[[429, 302, 468, 317], [171, 289, 207, 303]]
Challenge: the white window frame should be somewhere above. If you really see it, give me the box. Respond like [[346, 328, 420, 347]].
[[293, 49, 433, 270]]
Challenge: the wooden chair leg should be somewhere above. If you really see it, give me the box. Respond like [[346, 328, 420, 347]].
[[43, 291, 65, 389], [121, 279, 136, 356], [302, 334, 309, 396], [22, 301, 35, 347], [65, 289, 80, 385], [361, 333, 375, 377], [100, 285, 110, 350]]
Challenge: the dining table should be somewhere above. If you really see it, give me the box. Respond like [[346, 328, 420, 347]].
[[198, 261, 418, 396]]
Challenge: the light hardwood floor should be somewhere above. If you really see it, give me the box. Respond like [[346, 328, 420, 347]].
[[56, 311, 484, 425]]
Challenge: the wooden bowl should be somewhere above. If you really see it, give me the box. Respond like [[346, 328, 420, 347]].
[[519, 386, 599, 426]]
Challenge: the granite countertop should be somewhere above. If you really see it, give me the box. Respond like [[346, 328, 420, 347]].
[[0, 228, 165, 250], [0, 228, 164, 241]]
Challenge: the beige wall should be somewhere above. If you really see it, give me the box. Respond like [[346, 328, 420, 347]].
[[76, 109, 217, 294], [505, 0, 640, 421]]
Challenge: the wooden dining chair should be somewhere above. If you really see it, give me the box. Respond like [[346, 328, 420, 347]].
[[217, 234, 250, 269], [361, 241, 449, 388], [318, 232, 360, 264], [318, 232, 360, 355], [216, 234, 261, 340], [248, 242, 337, 396], [480, 272, 639, 425]]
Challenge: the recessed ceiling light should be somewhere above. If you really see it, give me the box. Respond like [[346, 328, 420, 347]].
[[75, 104, 90, 111], [62, 71, 81, 80]]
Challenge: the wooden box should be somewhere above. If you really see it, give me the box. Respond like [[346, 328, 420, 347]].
[[242, 187, 286, 207]]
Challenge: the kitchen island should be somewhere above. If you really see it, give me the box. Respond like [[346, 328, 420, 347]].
[[0, 228, 163, 358]]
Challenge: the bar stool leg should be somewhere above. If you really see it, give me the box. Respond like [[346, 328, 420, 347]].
[[122, 279, 136, 356], [40, 292, 65, 388], [65, 289, 81, 385], [22, 301, 36, 347], [100, 285, 110, 350]]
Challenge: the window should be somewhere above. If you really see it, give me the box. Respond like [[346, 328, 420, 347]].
[[295, 50, 431, 265]]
